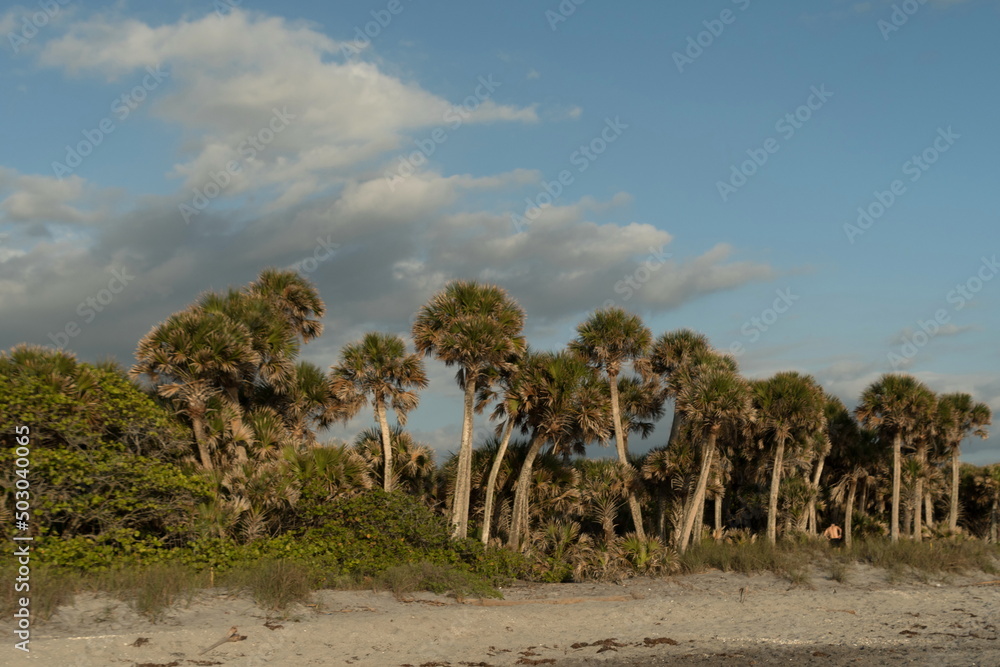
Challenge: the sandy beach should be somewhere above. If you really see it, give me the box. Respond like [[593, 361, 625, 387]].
[[5, 565, 998, 666]]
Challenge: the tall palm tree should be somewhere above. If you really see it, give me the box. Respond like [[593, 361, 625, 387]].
[[330, 332, 428, 492], [674, 366, 755, 553], [856, 374, 936, 542], [508, 351, 610, 549], [650, 329, 712, 451], [412, 280, 526, 539], [908, 402, 939, 541], [753, 372, 827, 544], [936, 393, 992, 532], [569, 307, 652, 540], [477, 350, 531, 544]]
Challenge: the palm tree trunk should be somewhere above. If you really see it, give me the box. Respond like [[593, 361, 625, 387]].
[[508, 433, 544, 550], [913, 445, 925, 541], [451, 372, 477, 539], [481, 418, 515, 544], [844, 478, 856, 549], [949, 446, 960, 532], [666, 401, 683, 449], [767, 436, 786, 544], [375, 398, 393, 492], [678, 426, 718, 553], [924, 491, 934, 529], [609, 371, 645, 540], [714, 491, 723, 540], [191, 414, 213, 470], [806, 455, 827, 536], [658, 494, 668, 543], [891, 432, 902, 543]]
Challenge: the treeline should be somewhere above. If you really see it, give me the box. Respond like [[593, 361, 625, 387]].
[[1, 269, 998, 582]]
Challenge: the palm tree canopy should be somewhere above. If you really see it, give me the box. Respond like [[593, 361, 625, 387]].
[[856, 373, 937, 441], [676, 366, 755, 436], [937, 392, 992, 448], [519, 351, 612, 456], [569, 307, 652, 378], [249, 267, 326, 342], [412, 280, 526, 383], [330, 332, 428, 423], [649, 329, 712, 386], [753, 371, 827, 446]]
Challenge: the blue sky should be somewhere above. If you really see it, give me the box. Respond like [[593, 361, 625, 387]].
[[1, 0, 998, 463]]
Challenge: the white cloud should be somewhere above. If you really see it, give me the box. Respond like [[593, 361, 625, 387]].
[[39, 10, 538, 206]]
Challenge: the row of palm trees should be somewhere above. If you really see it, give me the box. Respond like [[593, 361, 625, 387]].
[[128, 272, 995, 551]]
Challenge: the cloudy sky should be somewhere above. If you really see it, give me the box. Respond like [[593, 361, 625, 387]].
[[2, 0, 998, 464]]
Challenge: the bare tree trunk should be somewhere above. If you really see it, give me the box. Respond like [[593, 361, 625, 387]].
[[891, 433, 902, 543], [658, 495, 667, 543], [508, 433, 543, 550], [913, 444, 925, 541], [844, 478, 857, 549], [714, 491, 723, 540], [949, 446, 960, 532], [609, 372, 644, 540], [666, 400, 682, 449], [192, 414, 213, 470], [924, 491, 934, 530], [678, 426, 718, 553], [375, 399, 393, 492], [806, 454, 827, 536], [451, 374, 477, 539], [767, 436, 786, 544], [481, 419, 515, 544]]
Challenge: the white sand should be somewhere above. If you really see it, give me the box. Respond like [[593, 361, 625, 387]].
[[4, 565, 998, 666]]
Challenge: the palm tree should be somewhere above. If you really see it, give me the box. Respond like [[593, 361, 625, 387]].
[[908, 402, 939, 541], [330, 332, 428, 492], [412, 280, 526, 539], [753, 372, 827, 544], [477, 350, 531, 544], [198, 288, 299, 401], [674, 366, 755, 553], [508, 351, 610, 549], [569, 307, 652, 540], [650, 329, 712, 451], [936, 393, 992, 532], [248, 267, 326, 343], [131, 308, 259, 469], [856, 374, 936, 542], [353, 424, 436, 495]]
